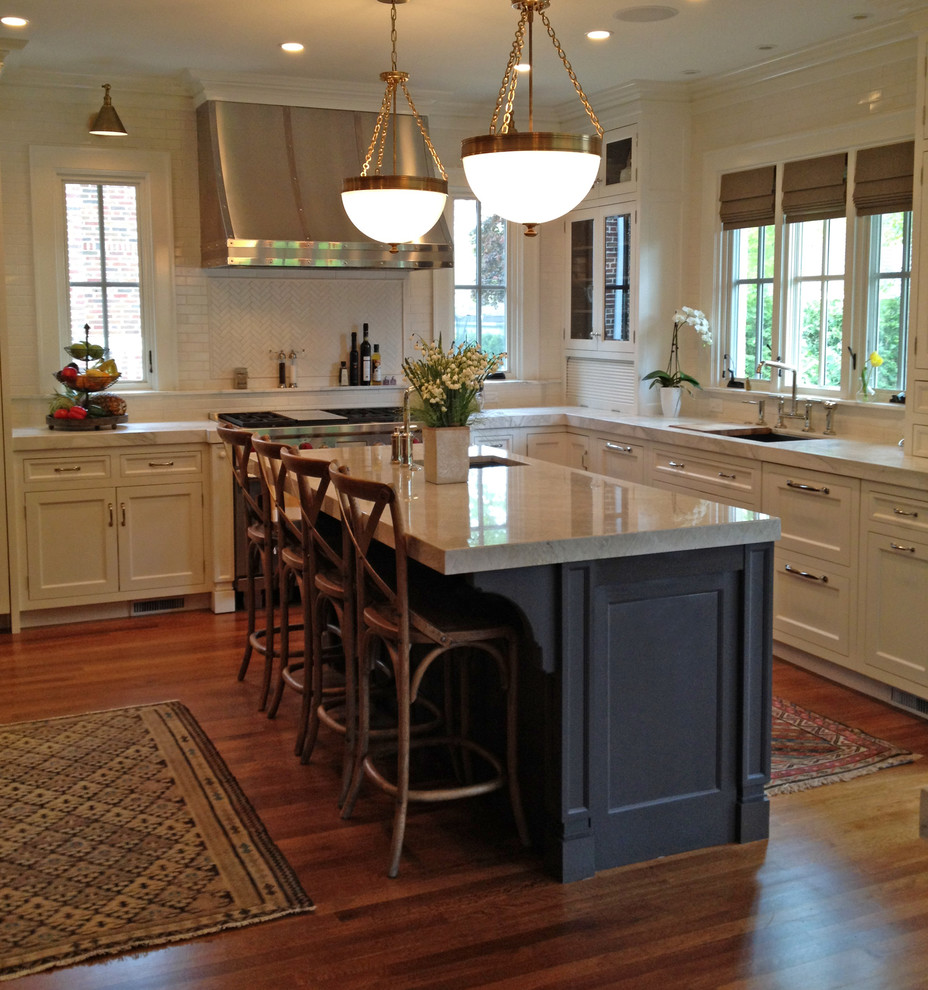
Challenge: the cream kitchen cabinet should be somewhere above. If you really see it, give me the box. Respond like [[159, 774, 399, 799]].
[[592, 434, 647, 485], [761, 465, 859, 667], [648, 444, 761, 509], [525, 430, 589, 470], [470, 427, 522, 455], [565, 201, 637, 355], [860, 483, 928, 690], [18, 446, 207, 609]]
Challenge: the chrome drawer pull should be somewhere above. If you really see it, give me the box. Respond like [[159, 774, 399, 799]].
[[893, 507, 919, 518], [890, 542, 916, 553], [148, 460, 175, 467], [784, 563, 828, 583], [54, 465, 81, 473], [605, 443, 633, 453], [668, 460, 685, 469], [718, 472, 736, 480], [786, 480, 830, 495]]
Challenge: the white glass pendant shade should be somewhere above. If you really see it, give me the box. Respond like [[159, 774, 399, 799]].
[[341, 175, 447, 244], [461, 132, 601, 225]]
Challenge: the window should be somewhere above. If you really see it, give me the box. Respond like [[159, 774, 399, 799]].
[[65, 182, 144, 380], [788, 216, 846, 388], [728, 224, 774, 378], [866, 211, 910, 392], [453, 198, 507, 361], [30, 146, 177, 390], [720, 144, 912, 400]]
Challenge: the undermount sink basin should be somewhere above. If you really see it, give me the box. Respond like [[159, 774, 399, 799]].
[[694, 427, 825, 443], [468, 454, 526, 468]]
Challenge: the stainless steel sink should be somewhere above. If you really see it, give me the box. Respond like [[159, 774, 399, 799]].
[[468, 454, 526, 467], [691, 427, 825, 443]]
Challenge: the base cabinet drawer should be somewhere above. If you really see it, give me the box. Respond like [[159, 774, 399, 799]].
[[595, 436, 646, 484], [649, 445, 760, 508], [772, 550, 853, 659], [762, 466, 859, 566]]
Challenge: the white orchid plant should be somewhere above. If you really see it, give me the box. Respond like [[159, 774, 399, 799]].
[[642, 306, 712, 392], [402, 335, 506, 427]]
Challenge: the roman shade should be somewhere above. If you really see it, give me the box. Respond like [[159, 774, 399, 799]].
[[782, 153, 847, 222], [719, 165, 776, 230], [853, 141, 915, 216]]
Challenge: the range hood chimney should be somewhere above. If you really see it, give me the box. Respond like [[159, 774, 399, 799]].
[[196, 100, 453, 270]]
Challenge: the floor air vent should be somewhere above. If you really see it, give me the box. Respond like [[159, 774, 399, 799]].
[[890, 688, 928, 720], [132, 597, 185, 615]]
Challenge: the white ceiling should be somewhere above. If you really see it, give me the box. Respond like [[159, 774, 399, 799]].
[[2, 0, 928, 108]]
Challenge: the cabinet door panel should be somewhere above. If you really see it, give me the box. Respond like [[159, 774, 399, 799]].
[[863, 531, 928, 685], [25, 489, 118, 599], [118, 483, 205, 592]]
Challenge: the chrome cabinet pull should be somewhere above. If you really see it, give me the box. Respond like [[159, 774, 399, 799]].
[[668, 460, 685, 469], [784, 563, 828, 583], [890, 542, 916, 553], [605, 442, 633, 454], [148, 460, 175, 467], [120, 503, 127, 527], [108, 503, 114, 527], [54, 465, 81, 473], [786, 480, 830, 495], [893, 507, 919, 518], [718, 471, 736, 480]]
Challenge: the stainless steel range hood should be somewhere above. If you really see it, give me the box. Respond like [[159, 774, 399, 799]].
[[196, 100, 453, 270]]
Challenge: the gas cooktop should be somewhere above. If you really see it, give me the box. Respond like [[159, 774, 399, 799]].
[[217, 407, 404, 429]]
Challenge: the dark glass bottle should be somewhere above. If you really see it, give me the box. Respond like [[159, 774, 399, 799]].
[[360, 323, 372, 386], [348, 331, 359, 386]]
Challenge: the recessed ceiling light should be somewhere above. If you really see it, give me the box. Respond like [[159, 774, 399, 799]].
[[852, 13, 871, 20], [587, 30, 611, 41], [757, 44, 776, 52], [1, 15, 28, 27], [681, 68, 700, 76], [280, 42, 304, 53], [614, 6, 679, 23]]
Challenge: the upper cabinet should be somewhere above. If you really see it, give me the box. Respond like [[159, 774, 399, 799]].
[[566, 202, 637, 354], [588, 125, 637, 201]]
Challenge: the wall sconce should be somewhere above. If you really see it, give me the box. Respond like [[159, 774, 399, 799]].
[[89, 84, 128, 137]]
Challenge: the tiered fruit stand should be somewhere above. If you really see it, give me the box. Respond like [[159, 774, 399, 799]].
[[47, 336, 128, 430]]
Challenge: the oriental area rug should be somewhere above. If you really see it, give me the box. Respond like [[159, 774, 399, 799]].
[[767, 697, 920, 796], [0, 701, 314, 982]]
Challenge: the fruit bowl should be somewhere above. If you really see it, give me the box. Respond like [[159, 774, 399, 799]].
[[54, 371, 120, 391]]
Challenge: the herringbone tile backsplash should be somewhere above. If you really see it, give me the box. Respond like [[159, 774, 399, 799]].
[[203, 276, 406, 389]]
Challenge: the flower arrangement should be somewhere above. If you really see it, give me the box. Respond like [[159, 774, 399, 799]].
[[402, 335, 506, 427], [859, 350, 883, 398], [642, 306, 712, 392]]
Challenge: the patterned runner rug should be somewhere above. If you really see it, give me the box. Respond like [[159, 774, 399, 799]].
[[768, 697, 920, 796], [0, 701, 314, 982]]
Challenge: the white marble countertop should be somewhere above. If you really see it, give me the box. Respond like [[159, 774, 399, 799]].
[[473, 407, 928, 489], [12, 405, 927, 491], [11, 421, 221, 450], [294, 444, 779, 576]]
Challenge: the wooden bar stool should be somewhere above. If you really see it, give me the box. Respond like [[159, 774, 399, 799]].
[[280, 449, 354, 798], [217, 426, 278, 711], [329, 461, 531, 878], [250, 437, 306, 720]]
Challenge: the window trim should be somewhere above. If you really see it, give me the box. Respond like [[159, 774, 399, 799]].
[[30, 146, 177, 390]]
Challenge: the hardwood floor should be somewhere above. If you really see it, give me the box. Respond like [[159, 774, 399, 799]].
[[5, 609, 928, 989]]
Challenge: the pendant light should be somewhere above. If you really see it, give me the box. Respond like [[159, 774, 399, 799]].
[[89, 84, 128, 137], [341, 0, 448, 252], [461, 0, 603, 236]]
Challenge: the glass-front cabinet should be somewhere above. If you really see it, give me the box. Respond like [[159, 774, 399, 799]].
[[567, 202, 636, 353]]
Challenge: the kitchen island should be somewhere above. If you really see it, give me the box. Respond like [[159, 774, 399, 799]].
[[297, 443, 780, 883]]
